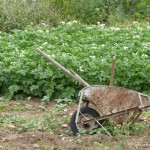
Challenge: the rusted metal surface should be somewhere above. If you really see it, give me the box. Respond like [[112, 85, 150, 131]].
[[139, 94, 150, 106], [83, 86, 140, 114], [81, 85, 150, 123]]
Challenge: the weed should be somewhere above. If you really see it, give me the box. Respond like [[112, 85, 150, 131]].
[[40, 96, 50, 107], [11, 104, 32, 111], [79, 120, 146, 137], [55, 98, 75, 106], [0, 104, 7, 111], [142, 111, 150, 118], [18, 120, 37, 132], [94, 142, 110, 150], [0, 117, 4, 125], [38, 110, 68, 133]]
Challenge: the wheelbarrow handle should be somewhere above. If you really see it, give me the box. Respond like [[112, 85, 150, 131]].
[[36, 48, 90, 87]]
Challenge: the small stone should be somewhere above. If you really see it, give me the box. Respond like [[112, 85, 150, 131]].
[[2, 138, 8, 142], [33, 144, 39, 148], [139, 116, 148, 121], [8, 124, 16, 129], [62, 137, 65, 141], [62, 124, 68, 128], [64, 109, 68, 112], [0, 145, 3, 149], [69, 113, 73, 116]]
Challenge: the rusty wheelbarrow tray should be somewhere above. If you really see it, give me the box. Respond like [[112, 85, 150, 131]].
[[74, 86, 150, 134], [36, 48, 150, 135]]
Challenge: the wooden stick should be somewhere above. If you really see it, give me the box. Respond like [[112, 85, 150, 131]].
[[110, 56, 116, 86]]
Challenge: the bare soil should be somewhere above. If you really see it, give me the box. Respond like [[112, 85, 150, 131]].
[[0, 100, 150, 150]]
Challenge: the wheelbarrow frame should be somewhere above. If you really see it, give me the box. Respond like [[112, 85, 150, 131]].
[[36, 48, 150, 135], [76, 86, 150, 124], [73, 85, 150, 135]]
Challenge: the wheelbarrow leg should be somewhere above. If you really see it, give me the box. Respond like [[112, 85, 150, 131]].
[[130, 109, 142, 125], [120, 112, 130, 129], [129, 108, 139, 122], [75, 91, 84, 124]]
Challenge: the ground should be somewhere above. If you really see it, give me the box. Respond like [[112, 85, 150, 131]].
[[0, 99, 150, 150]]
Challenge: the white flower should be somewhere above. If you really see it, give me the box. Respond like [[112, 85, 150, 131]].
[[133, 21, 139, 25], [141, 54, 148, 59], [66, 20, 78, 26], [97, 22, 105, 28], [133, 35, 140, 39], [10, 61, 16, 65], [60, 21, 65, 25], [142, 43, 148, 46], [62, 43, 68, 46], [42, 42, 48, 46], [72, 20, 78, 23], [66, 22, 72, 26], [90, 56, 96, 59], [46, 30, 49, 33], [79, 66, 84, 72], [100, 44, 105, 47], [123, 46, 128, 50], [86, 26, 93, 29], [110, 27, 120, 31], [37, 30, 43, 33]]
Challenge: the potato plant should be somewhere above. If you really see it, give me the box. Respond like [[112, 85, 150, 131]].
[[0, 22, 149, 100]]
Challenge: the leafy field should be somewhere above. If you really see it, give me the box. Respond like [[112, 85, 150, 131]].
[[0, 100, 150, 149], [0, 22, 150, 100]]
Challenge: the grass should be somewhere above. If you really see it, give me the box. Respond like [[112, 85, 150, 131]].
[[1, 104, 69, 134], [0, 99, 150, 134], [0, 99, 150, 149]]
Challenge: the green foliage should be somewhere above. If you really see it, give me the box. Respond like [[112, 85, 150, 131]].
[[11, 103, 32, 111], [55, 98, 75, 106], [40, 96, 50, 107], [0, 103, 68, 133], [86, 120, 147, 137], [0, 22, 150, 100], [38, 110, 67, 133], [143, 110, 150, 118], [0, 104, 7, 111], [0, 0, 60, 32], [0, 0, 149, 31], [95, 121, 131, 136], [94, 141, 124, 150]]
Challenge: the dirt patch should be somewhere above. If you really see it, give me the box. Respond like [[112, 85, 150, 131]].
[[0, 100, 150, 149], [125, 133, 150, 150], [1, 130, 150, 150]]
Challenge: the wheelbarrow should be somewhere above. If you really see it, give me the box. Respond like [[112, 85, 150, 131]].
[[36, 48, 150, 135]]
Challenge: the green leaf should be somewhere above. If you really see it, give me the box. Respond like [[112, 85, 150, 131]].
[[8, 84, 20, 95]]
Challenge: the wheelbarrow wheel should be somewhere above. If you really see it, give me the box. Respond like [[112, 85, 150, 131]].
[[70, 107, 102, 135]]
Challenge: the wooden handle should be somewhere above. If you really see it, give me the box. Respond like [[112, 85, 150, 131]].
[[36, 48, 90, 87]]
